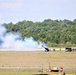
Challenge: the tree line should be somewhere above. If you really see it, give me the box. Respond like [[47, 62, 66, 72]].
[[3, 19, 76, 47]]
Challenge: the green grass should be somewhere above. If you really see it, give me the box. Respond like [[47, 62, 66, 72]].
[[0, 70, 76, 75]]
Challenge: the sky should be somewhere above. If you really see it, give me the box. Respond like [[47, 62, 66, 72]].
[[0, 0, 76, 24]]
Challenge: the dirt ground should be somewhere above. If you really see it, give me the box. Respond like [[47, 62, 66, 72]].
[[0, 51, 76, 72]]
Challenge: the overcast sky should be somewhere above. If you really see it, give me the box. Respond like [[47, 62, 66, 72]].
[[0, 0, 76, 23]]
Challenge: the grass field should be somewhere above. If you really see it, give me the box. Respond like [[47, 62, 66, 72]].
[[0, 50, 76, 75], [0, 70, 76, 75]]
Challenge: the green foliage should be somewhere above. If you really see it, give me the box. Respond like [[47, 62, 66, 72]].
[[3, 19, 76, 47]]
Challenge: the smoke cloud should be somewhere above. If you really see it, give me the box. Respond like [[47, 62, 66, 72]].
[[0, 24, 46, 51]]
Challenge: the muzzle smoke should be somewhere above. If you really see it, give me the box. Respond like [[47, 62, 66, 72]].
[[0, 24, 46, 51]]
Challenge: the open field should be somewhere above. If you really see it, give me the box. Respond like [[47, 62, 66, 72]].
[[0, 50, 76, 74], [0, 70, 76, 75]]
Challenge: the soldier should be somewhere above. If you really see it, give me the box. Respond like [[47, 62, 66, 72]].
[[60, 67, 63, 72]]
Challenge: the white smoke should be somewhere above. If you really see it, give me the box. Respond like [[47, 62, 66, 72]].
[[0, 24, 46, 51], [0, 24, 6, 36]]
